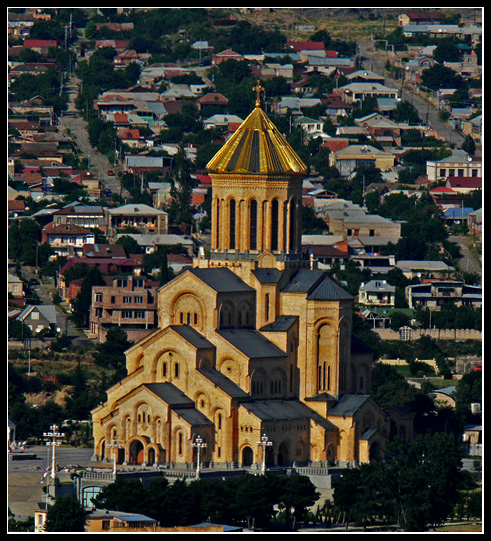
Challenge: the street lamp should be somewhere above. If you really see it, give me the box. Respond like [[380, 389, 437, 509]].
[[107, 438, 124, 478], [43, 424, 64, 482], [257, 434, 273, 475], [191, 435, 207, 479]]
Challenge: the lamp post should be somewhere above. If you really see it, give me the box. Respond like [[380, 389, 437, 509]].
[[191, 435, 207, 479], [43, 424, 64, 483], [257, 434, 273, 475], [107, 438, 124, 478]]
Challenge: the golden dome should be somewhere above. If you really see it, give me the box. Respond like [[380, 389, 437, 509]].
[[206, 103, 308, 177]]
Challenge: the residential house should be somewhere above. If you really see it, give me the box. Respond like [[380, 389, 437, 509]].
[[276, 97, 322, 114], [84, 510, 158, 533], [339, 82, 398, 104], [396, 260, 455, 282], [405, 280, 482, 310], [50, 204, 106, 233], [462, 114, 482, 144], [105, 204, 168, 240], [196, 92, 229, 112], [16, 304, 58, 335], [446, 177, 482, 194], [203, 114, 243, 130], [346, 69, 385, 85], [467, 208, 482, 237], [398, 11, 445, 26], [123, 155, 168, 175], [89, 275, 159, 343], [117, 128, 146, 149], [41, 222, 95, 257], [328, 144, 396, 176], [116, 233, 195, 256], [292, 116, 324, 137], [359, 280, 396, 307], [8, 272, 25, 306], [211, 49, 243, 66]]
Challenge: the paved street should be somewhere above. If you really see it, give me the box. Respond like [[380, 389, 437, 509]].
[[22, 266, 95, 349], [360, 41, 466, 148], [58, 74, 128, 198]]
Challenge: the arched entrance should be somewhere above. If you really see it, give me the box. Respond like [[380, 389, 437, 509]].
[[129, 440, 144, 465], [369, 441, 381, 462], [277, 442, 289, 465], [242, 446, 254, 466]]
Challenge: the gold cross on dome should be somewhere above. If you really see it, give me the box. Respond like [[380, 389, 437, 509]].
[[253, 80, 264, 107]]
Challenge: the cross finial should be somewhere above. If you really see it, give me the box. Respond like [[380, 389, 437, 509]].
[[253, 80, 264, 108]]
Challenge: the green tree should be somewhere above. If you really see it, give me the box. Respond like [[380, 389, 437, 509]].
[[333, 434, 464, 531], [279, 475, 320, 530], [167, 146, 196, 225], [93, 326, 132, 381], [71, 266, 105, 327], [45, 496, 87, 532]]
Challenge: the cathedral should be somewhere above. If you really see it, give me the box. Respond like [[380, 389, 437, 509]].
[[91, 86, 413, 469]]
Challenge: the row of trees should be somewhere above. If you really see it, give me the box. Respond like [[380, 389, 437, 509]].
[[42, 473, 319, 532], [36, 433, 482, 532], [332, 433, 480, 531], [91, 473, 319, 531]]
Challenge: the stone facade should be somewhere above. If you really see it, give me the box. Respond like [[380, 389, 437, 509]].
[[91, 97, 413, 469]]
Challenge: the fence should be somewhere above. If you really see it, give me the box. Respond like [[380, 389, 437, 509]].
[[375, 328, 481, 341]]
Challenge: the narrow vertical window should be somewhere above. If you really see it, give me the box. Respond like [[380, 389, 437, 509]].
[[289, 199, 296, 251], [215, 198, 220, 248], [271, 199, 279, 251], [229, 199, 236, 250], [249, 200, 257, 250]]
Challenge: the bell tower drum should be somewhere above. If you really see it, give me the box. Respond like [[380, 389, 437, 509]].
[[206, 81, 307, 263]]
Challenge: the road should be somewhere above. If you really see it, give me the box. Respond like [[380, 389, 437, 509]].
[[58, 74, 127, 198], [448, 235, 482, 280], [359, 41, 465, 148], [23, 266, 95, 349]]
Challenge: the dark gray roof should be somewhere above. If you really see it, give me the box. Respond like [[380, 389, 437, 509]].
[[282, 269, 325, 293], [252, 268, 283, 284], [143, 382, 194, 407], [217, 328, 286, 359], [198, 368, 249, 399], [241, 399, 337, 430], [170, 325, 215, 349], [260, 315, 298, 333], [172, 407, 213, 426], [328, 394, 371, 417], [189, 267, 254, 293], [307, 274, 353, 301], [282, 269, 353, 301]]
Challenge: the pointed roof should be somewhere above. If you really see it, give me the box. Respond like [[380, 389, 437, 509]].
[[206, 104, 307, 177]]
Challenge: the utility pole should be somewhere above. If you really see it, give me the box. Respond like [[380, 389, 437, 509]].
[[257, 434, 273, 475], [191, 435, 207, 479]]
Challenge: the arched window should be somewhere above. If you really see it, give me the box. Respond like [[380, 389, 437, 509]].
[[265, 293, 270, 323], [249, 199, 257, 250], [271, 199, 279, 251], [215, 198, 220, 248], [229, 199, 236, 250], [289, 199, 296, 251]]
